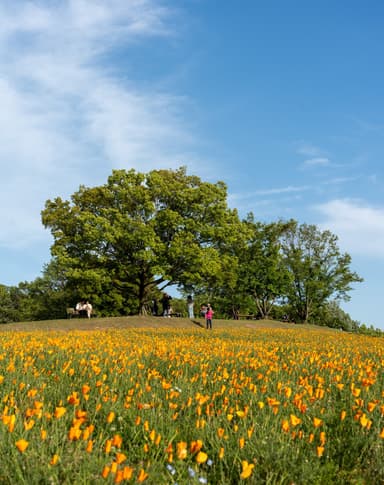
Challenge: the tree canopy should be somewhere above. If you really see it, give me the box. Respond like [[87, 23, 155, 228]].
[[41, 167, 242, 315], [279, 221, 363, 322], [237, 218, 292, 319]]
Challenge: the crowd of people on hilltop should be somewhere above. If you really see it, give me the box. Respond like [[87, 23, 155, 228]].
[[72, 291, 216, 322], [72, 293, 215, 327]]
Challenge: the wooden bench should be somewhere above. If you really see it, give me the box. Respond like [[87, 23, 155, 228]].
[[66, 307, 80, 319], [237, 314, 257, 320], [67, 307, 97, 319]]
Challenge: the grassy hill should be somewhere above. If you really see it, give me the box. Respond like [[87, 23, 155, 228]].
[[0, 315, 339, 332]]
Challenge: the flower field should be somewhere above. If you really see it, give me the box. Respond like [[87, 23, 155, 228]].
[[0, 325, 383, 484]]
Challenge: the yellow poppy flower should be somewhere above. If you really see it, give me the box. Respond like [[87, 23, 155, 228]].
[[50, 454, 59, 465], [313, 417, 323, 428], [240, 460, 254, 479], [54, 407, 66, 419], [196, 451, 208, 464], [290, 414, 302, 427]]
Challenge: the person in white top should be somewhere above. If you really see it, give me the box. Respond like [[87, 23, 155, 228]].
[[84, 301, 93, 318], [76, 300, 86, 317]]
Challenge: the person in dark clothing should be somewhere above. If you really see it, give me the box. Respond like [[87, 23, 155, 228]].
[[161, 293, 172, 317], [205, 303, 214, 329]]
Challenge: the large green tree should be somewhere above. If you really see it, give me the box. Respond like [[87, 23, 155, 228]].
[[280, 221, 363, 323], [41, 167, 242, 314]]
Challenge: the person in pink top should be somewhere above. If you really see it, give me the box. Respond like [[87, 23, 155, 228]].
[[205, 303, 214, 330]]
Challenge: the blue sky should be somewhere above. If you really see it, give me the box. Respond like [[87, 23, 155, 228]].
[[1, 1, 384, 328]]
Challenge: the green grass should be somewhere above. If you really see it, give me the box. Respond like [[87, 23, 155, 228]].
[[0, 315, 339, 332]]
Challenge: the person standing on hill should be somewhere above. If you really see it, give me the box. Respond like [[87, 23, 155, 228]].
[[200, 304, 207, 318], [84, 301, 93, 318], [205, 303, 214, 330], [187, 295, 194, 319], [161, 293, 172, 317]]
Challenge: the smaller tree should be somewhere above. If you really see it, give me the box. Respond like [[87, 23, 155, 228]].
[[17, 259, 73, 321], [313, 301, 359, 331], [280, 221, 363, 323], [0, 285, 21, 323]]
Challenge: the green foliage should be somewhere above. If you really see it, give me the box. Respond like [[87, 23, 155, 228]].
[[238, 219, 292, 318], [312, 301, 360, 331], [356, 323, 384, 337], [41, 167, 242, 316], [279, 221, 363, 323], [17, 260, 74, 321], [0, 285, 21, 323]]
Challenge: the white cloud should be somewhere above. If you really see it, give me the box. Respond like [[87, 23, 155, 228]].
[[0, 0, 197, 250], [303, 157, 330, 167], [316, 199, 384, 258], [0, 1, 171, 45]]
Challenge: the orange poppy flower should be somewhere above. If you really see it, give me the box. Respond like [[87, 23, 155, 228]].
[[115, 452, 127, 464], [16, 439, 29, 453], [176, 441, 187, 460], [106, 411, 115, 423], [137, 469, 148, 482], [190, 440, 203, 453], [122, 467, 134, 479]]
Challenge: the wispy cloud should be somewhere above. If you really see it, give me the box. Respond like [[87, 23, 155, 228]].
[[0, 0, 196, 250], [296, 142, 323, 157], [322, 176, 359, 185], [296, 142, 334, 169], [303, 157, 330, 167], [229, 185, 311, 201], [316, 199, 384, 258]]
